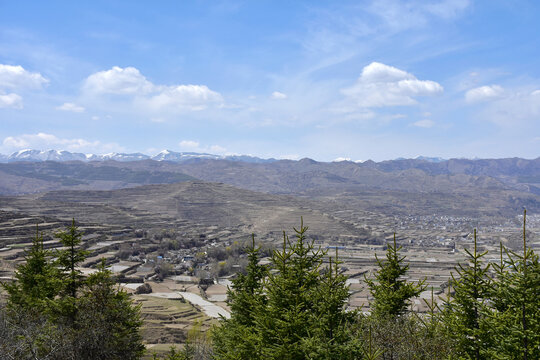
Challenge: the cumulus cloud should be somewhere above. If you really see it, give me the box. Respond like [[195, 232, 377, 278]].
[[0, 93, 23, 109], [84, 66, 153, 95], [271, 91, 287, 100], [83, 66, 223, 114], [0, 64, 48, 90], [411, 119, 434, 128], [56, 102, 85, 112], [465, 85, 504, 103], [0, 64, 48, 110], [141, 85, 222, 112], [2, 133, 122, 153], [341, 62, 443, 107]]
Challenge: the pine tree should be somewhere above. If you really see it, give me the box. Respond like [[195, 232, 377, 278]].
[[54, 219, 89, 321], [365, 233, 426, 318], [226, 235, 268, 327], [213, 219, 360, 360], [73, 259, 145, 360], [212, 235, 268, 360], [487, 210, 540, 359], [441, 229, 492, 360], [1, 221, 145, 360], [55, 219, 88, 299], [302, 250, 360, 359], [1, 225, 61, 312], [257, 221, 326, 359]]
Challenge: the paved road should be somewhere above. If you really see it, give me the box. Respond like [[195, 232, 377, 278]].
[[179, 291, 231, 319]]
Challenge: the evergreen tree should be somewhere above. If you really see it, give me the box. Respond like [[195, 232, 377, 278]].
[[54, 219, 88, 320], [213, 219, 360, 360], [365, 233, 425, 318], [226, 235, 268, 327], [258, 220, 358, 359], [1, 221, 145, 360], [212, 235, 268, 360], [441, 229, 492, 360], [1, 225, 61, 312], [55, 219, 88, 299], [487, 210, 540, 359], [72, 259, 145, 360]]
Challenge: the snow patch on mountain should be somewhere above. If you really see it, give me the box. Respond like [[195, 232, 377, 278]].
[[1, 149, 275, 164]]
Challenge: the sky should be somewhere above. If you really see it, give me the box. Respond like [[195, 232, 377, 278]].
[[0, 0, 539, 161]]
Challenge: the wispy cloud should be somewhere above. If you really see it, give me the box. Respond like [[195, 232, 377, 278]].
[[411, 119, 435, 128], [465, 85, 504, 103], [178, 139, 227, 154], [0, 93, 23, 109], [271, 91, 287, 100], [56, 102, 85, 112]]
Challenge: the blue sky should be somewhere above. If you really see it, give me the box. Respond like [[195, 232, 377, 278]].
[[0, 0, 539, 161]]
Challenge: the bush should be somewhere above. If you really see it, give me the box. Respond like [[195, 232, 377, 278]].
[[135, 283, 152, 294]]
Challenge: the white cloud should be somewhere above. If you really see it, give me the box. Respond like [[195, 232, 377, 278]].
[[465, 85, 504, 103], [411, 119, 434, 128], [341, 62, 443, 107], [56, 102, 85, 113], [91, 116, 100, 120], [271, 91, 287, 100], [0, 64, 48, 90], [178, 140, 227, 154], [424, 0, 470, 19], [2, 133, 123, 153], [179, 140, 200, 150], [83, 66, 223, 114], [477, 88, 540, 127], [0, 64, 48, 110], [84, 66, 153, 95], [367, 0, 470, 32], [141, 84, 222, 112], [0, 93, 23, 109]]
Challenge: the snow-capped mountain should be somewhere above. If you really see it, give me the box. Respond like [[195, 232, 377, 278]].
[[151, 150, 221, 162], [0, 149, 275, 164], [99, 152, 151, 161], [414, 156, 446, 163], [6, 149, 88, 162]]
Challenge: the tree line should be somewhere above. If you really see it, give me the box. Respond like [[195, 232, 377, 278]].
[[0, 220, 144, 359], [1, 212, 539, 359], [213, 212, 539, 360]]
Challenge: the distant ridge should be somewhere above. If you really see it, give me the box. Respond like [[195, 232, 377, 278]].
[[0, 149, 276, 164], [0, 150, 538, 172]]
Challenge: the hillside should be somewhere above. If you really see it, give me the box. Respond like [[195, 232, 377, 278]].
[[1, 157, 539, 217]]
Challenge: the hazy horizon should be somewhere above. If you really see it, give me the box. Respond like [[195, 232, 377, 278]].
[[1, 1, 539, 162]]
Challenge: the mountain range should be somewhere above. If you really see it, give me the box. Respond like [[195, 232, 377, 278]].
[[0, 149, 539, 217], [0, 149, 275, 164]]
